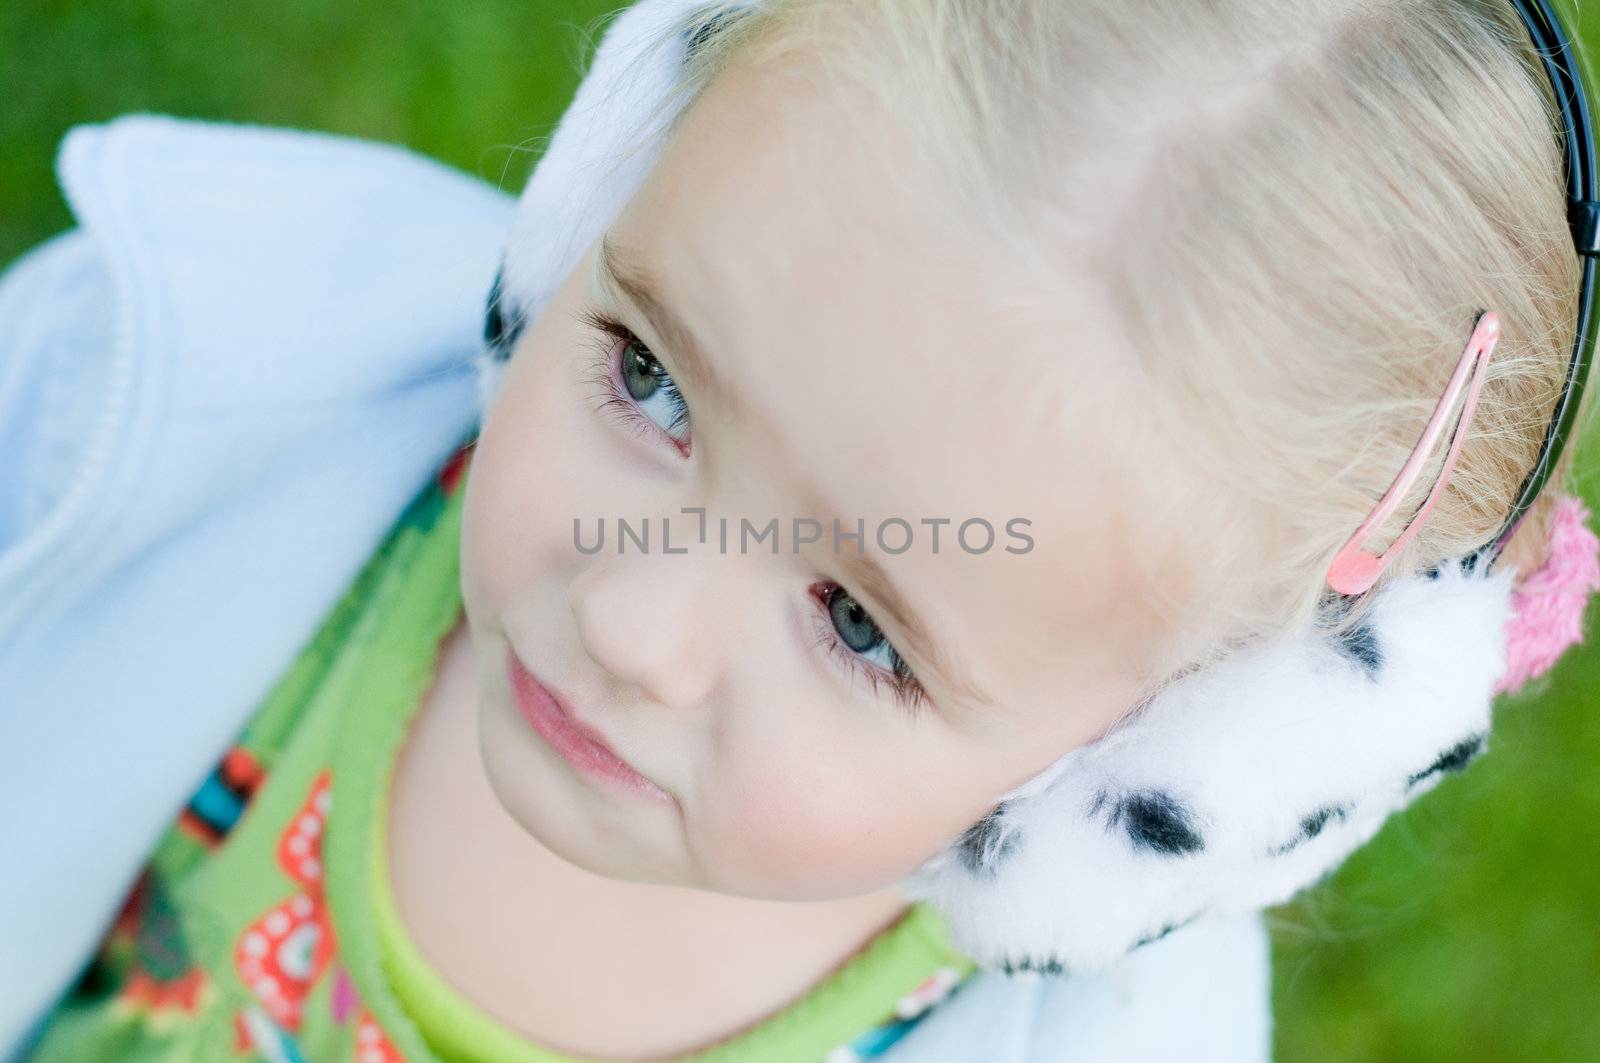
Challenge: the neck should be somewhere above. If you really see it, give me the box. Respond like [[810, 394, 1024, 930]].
[[386, 617, 913, 1059]]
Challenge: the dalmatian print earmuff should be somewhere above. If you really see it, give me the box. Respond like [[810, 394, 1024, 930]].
[[477, 0, 1600, 974]]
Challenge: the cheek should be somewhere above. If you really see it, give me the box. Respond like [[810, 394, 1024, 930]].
[[684, 711, 986, 901], [462, 331, 606, 618]]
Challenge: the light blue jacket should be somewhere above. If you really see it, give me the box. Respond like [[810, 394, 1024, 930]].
[[0, 115, 1272, 1062]]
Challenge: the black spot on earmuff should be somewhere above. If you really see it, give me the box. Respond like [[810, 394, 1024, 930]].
[[1299, 803, 1346, 838], [1132, 913, 1199, 950], [483, 265, 518, 363], [1332, 620, 1384, 680], [998, 953, 1067, 976], [681, 6, 746, 63], [1270, 801, 1352, 856], [956, 806, 1017, 877], [1110, 791, 1204, 856], [1406, 732, 1488, 788]]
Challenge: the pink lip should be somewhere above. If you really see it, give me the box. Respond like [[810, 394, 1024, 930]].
[[505, 648, 673, 807]]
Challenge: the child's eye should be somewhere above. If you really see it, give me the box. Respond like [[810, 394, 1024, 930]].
[[808, 582, 931, 719], [579, 308, 692, 453], [577, 308, 925, 718]]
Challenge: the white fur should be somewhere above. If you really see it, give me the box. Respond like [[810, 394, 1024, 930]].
[[480, 0, 756, 413], [900, 557, 1514, 970]]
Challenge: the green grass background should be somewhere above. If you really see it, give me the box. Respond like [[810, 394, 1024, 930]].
[[4, 2, 1599, 1059]]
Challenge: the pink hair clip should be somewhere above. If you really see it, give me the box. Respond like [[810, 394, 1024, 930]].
[[1326, 310, 1502, 596]]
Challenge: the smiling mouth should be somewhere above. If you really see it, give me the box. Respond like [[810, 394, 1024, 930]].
[[504, 647, 675, 807]]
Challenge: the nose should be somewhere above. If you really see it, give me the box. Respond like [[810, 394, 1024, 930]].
[[568, 533, 745, 711]]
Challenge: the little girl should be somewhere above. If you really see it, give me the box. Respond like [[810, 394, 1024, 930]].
[[4, 0, 1598, 1060]]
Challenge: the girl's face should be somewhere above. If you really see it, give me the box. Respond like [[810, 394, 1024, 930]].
[[461, 43, 1177, 901]]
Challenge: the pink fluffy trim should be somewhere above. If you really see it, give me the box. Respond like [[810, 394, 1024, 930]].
[[1493, 493, 1600, 696]]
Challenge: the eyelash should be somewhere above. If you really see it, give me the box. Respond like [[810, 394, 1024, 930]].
[[577, 307, 931, 720], [808, 582, 932, 719], [579, 308, 692, 454]]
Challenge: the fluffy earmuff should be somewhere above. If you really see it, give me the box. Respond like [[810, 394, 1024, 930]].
[[479, 0, 757, 409], [478, 0, 1567, 978], [898, 558, 1515, 972]]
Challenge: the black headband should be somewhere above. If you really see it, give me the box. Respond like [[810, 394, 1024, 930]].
[[1475, 0, 1600, 568]]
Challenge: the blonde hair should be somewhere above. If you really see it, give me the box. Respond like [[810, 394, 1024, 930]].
[[621, 0, 1592, 703]]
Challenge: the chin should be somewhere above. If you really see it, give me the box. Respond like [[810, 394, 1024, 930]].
[[474, 684, 689, 886]]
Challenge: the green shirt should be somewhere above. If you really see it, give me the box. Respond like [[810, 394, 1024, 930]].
[[25, 442, 976, 1063]]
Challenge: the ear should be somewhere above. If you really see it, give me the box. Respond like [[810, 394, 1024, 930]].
[[900, 557, 1515, 973]]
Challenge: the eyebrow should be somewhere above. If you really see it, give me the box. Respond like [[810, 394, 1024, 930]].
[[595, 232, 739, 419], [596, 231, 996, 714]]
